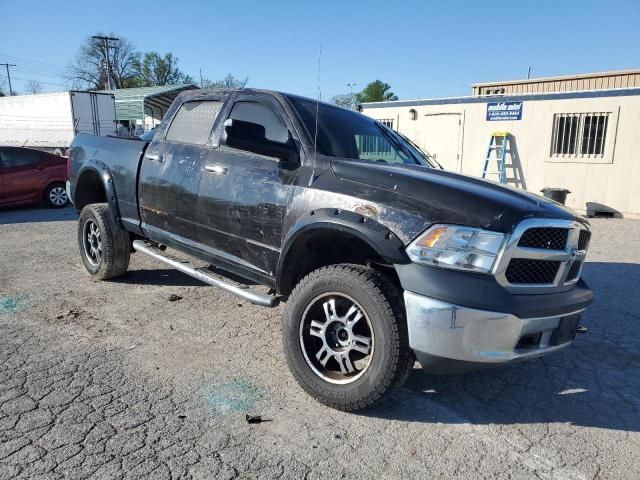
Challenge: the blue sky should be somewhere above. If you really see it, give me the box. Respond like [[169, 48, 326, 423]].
[[1, 0, 639, 99]]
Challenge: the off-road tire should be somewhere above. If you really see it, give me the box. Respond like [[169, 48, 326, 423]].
[[78, 203, 130, 280], [282, 264, 414, 411]]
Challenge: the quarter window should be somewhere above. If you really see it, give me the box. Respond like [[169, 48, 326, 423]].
[[551, 113, 609, 157], [165, 101, 223, 145], [228, 102, 289, 143]]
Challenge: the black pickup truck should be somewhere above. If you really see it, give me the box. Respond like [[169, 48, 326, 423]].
[[68, 89, 593, 411]]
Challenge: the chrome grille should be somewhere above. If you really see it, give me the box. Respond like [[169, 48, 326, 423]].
[[495, 219, 591, 294], [518, 228, 568, 250], [506, 259, 561, 284]]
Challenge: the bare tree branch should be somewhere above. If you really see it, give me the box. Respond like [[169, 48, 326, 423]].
[[25, 80, 44, 94], [66, 33, 139, 90], [202, 74, 248, 89]]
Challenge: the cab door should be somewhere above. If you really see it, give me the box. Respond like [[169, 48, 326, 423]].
[[195, 94, 298, 279], [139, 98, 225, 247]]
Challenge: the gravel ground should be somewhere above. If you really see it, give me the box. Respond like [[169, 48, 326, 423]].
[[0, 206, 638, 480]]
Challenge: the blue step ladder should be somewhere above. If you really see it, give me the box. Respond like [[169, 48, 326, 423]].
[[481, 132, 510, 183]]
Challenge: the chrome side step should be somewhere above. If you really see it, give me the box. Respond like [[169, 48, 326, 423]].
[[132, 240, 278, 308]]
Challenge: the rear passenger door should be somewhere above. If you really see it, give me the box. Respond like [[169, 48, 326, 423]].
[[139, 99, 224, 247]]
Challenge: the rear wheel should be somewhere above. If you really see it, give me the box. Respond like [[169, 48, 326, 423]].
[[282, 264, 413, 411], [78, 203, 130, 280], [43, 182, 68, 208]]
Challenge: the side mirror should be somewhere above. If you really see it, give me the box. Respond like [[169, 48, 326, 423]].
[[223, 119, 299, 168]]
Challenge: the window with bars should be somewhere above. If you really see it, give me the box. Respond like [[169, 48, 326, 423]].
[[378, 118, 394, 129], [551, 113, 609, 157], [355, 134, 393, 155]]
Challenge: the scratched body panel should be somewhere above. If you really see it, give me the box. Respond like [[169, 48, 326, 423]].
[[139, 142, 204, 241]]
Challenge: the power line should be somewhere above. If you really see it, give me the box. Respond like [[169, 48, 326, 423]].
[[10, 76, 68, 88], [0, 53, 67, 71], [0, 54, 71, 93]]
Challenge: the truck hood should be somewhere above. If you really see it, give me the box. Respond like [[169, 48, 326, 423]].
[[331, 159, 584, 233]]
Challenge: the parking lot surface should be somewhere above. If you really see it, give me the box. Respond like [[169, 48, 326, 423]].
[[0, 207, 638, 479]]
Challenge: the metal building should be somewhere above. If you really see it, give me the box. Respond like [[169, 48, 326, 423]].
[[362, 83, 640, 219], [472, 69, 640, 95], [97, 84, 199, 135]]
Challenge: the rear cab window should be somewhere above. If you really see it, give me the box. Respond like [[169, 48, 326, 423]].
[[165, 101, 224, 145]]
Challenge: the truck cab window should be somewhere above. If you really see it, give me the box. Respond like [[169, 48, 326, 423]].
[[228, 101, 289, 143], [165, 101, 223, 145]]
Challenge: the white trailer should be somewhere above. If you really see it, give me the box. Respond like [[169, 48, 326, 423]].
[[0, 91, 116, 155]]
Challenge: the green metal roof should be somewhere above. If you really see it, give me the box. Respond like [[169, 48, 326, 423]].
[[96, 84, 199, 121]]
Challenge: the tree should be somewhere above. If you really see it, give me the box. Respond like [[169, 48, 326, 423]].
[[355, 80, 398, 103], [202, 73, 248, 89], [68, 33, 139, 90], [133, 52, 194, 86], [331, 93, 356, 109], [25, 80, 44, 94]]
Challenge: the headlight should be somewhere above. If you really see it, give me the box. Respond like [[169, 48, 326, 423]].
[[406, 224, 505, 273]]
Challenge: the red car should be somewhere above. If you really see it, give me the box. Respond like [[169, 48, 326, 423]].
[[0, 146, 69, 209]]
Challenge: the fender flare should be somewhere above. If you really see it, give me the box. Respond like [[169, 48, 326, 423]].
[[75, 160, 122, 224], [276, 208, 409, 288]]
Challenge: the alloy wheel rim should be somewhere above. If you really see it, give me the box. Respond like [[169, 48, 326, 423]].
[[49, 187, 67, 206], [82, 220, 103, 266], [299, 292, 375, 384]]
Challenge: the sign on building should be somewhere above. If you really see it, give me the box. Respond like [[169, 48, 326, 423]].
[[486, 101, 523, 121]]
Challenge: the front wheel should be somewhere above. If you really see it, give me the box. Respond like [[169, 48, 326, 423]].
[[282, 264, 414, 411], [78, 203, 130, 280]]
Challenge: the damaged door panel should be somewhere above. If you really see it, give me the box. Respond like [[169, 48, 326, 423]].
[[139, 99, 225, 245]]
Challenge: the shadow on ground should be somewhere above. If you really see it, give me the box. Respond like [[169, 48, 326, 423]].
[[111, 268, 206, 287], [364, 262, 640, 433], [0, 206, 78, 225]]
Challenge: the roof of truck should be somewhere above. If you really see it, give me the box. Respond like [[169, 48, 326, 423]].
[[176, 88, 341, 109]]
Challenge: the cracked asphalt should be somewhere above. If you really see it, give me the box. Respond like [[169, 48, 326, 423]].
[[0, 207, 638, 479]]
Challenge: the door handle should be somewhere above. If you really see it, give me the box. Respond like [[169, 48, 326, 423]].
[[205, 165, 228, 175], [145, 152, 163, 162]]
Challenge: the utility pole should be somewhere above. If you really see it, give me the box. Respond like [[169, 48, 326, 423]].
[[347, 83, 357, 110], [199, 68, 203, 88], [1, 63, 16, 95], [92, 35, 119, 90]]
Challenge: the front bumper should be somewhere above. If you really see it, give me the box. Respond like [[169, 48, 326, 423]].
[[404, 290, 586, 373]]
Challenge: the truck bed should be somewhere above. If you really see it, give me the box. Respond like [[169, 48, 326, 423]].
[[69, 133, 149, 231]]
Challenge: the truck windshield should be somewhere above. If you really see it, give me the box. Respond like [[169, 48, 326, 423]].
[[289, 97, 432, 167]]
